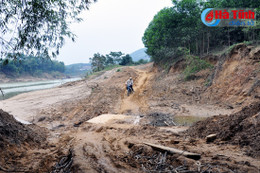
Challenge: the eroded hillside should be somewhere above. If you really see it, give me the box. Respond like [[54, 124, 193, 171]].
[[0, 44, 259, 172]]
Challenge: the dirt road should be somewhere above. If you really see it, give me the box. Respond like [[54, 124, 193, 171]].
[[117, 68, 152, 115]]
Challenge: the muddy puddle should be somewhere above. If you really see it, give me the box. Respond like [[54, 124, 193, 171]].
[[146, 113, 207, 127]]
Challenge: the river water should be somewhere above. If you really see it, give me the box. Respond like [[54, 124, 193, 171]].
[[0, 78, 81, 100]]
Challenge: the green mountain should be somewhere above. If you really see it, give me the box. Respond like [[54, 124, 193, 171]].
[[65, 63, 91, 77], [130, 48, 150, 62]]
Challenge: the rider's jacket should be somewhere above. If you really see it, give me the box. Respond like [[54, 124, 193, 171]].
[[126, 79, 133, 87]]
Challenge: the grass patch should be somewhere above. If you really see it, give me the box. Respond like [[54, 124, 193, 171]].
[[184, 56, 213, 80], [227, 41, 253, 54], [85, 65, 122, 79], [211, 41, 254, 56], [204, 78, 211, 87], [103, 65, 122, 71]]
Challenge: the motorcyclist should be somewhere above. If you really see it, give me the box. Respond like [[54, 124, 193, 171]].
[[0, 88, 3, 97], [125, 77, 134, 93]]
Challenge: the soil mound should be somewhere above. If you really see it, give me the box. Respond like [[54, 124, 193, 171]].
[[0, 109, 44, 148], [186, 102, 260, 158]]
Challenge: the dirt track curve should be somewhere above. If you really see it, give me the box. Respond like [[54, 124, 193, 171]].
[[118, 68, 153, 115]]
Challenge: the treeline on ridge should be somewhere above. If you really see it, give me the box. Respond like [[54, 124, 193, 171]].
[[0, 55, 65, 77], [143, 0, 260, 64], [90, 51, 149, 72]]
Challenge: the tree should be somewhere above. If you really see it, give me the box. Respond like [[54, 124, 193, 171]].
[[137, 59, 145, 65], [135, 59, 149, 65], [105, 55, 114, 66], [90, 53, 106, 72], [143, 0, 260, 65], [0, 0, 96, 59], [119, 54, 133, 66], [142, 7, 179, 60], [109, 52, 123, 64], [0, 55, 66, 76]]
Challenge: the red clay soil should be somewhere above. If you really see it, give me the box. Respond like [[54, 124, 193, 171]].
[[186, 101, 260, 159]]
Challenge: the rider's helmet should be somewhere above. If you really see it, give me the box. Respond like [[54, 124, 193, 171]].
[[130, 77, 132, 80]]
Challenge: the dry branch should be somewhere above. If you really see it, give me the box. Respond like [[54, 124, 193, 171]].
[[143, 142, 201, 160]]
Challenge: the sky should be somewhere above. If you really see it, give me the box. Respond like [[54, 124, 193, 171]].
[[57, 0, 173, 65]]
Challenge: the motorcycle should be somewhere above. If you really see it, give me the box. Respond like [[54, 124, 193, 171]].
[[127, 85, 133, 96]]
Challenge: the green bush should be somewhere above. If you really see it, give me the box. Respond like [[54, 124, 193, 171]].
[[227, 42, 254, 54], [184, 56, 212, 80], [134, 59, 149, 65], [153, 47, 189, 64]]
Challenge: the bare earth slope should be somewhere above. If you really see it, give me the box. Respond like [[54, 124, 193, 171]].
[[0, 44, 259, 172]]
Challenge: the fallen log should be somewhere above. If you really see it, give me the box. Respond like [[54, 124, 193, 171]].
[[143, 142, 201, 160], [206, 134, 217, 143]]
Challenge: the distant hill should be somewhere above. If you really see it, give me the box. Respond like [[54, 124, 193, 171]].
[[65, 63, 91, 77], [130, 48, 150, 62]]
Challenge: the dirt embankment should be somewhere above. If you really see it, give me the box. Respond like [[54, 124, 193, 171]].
[[187, 101, 260, 159], [0, 44, 259, 172], [143, 44, 259, 121], [0, 109, 50, 172], [204, 44, 260, 107], [0, 109, 45, 149]]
